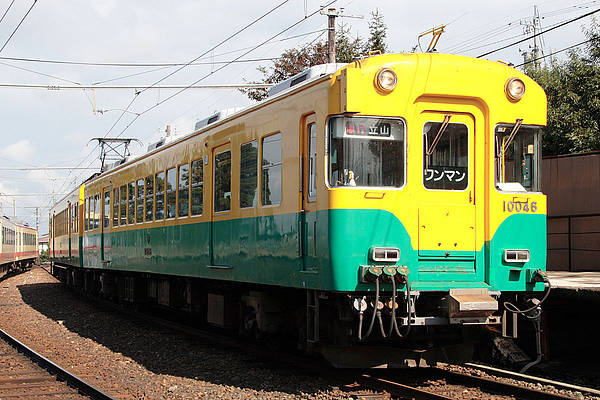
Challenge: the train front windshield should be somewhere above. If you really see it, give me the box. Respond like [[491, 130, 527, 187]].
[[494, 124, 542, 192], [328, 116, 405, 188]]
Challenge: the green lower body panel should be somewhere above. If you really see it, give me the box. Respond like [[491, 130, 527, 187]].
[[76, 210, 546, 293]]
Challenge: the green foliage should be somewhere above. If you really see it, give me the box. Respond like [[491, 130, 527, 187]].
[[39, 249, 49, 262], [242, 10, 388, 101], [526, 20, 600, 155]]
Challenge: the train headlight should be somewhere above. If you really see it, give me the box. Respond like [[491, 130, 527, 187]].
[[375, 68, 397, 93], [504, 249, 530, 263], [505, 78, 526, 101]]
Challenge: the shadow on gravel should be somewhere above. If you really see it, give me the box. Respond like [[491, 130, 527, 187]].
[[17, 282, 333, 396]]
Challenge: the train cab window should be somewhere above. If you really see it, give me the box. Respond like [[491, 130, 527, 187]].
[[240, 141, 258, 208], [136, 179, 144, 223], [261, 133, 282, 206], [329, 116, 405, 188], [145, 175, 154, 222], [113, 188, 119, 227], [423, 122, 468, 190], [308, 123, 317, 201], [495, 124, 542, 192], [214, 150, 231, 212], [166, 168, 177, 219], [191, 159, 203, 216], [178, 164, 190, 218], [155, 172, 165, 220], [120, 185, 127, 225]]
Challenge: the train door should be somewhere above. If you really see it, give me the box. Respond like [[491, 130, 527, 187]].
[[210, 143, 232, 267], [300, 114, 318, 272], [417, 111, 479, 281], [101, 188, 111, 265]]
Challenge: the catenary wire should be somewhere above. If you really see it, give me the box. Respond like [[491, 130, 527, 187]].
[[0, 0, 15, 25], [0, 0, 38, 53], [515, 37, 595, 67]]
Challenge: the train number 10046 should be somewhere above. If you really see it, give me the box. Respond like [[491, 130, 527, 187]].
[[503, 200, 537, 213]]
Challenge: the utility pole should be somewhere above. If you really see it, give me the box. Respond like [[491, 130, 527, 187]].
[[320, 8, 363, 63], [521, 5, 544, 70]]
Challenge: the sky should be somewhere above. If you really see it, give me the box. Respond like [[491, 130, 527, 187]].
[[0, 0, 596, 234]]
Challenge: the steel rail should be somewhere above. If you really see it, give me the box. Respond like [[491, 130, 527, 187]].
[[0, 328, 118, 400], [431, 367, 575, 400], [463, 362, 600, 397]]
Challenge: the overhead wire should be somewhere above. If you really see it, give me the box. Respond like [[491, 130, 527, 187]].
[[516, 37, 595, 67], [0, 0, 15, 25], [0, 0, 38, 53]]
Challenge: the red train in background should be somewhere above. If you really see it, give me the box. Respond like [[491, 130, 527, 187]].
[[0, 215, 38, 279]]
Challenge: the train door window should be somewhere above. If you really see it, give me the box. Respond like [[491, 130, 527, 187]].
[[308, 123, 317, 201], [155, 171, 165, 220], [127, 182, 135, 224], [85, 198, 89, 231], [423, 122, 468, 190], [136, 179, 144, 223], [166, 167, 177, 219], [214, 150, 231, 212], [190, 159, 203, 216], [113, 188, 119, 227], [94, 194, 100, 229], [120, 185, 127, 225], [178, 164, 190, 218], [103, 191, 110, 228], [145, 175, 154, 222], [240, 140, 258, 208], [261, 133, 282, 206]]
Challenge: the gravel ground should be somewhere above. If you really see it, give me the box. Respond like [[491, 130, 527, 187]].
[[1, 266, 597, 400]]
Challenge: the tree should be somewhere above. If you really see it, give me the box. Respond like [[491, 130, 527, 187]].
[[526, 21, 600, 155], [242, 10, 388, 101]]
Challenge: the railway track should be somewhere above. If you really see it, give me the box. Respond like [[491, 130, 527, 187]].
[[0, 329, 117, 400], [39, 266, 594, 399]]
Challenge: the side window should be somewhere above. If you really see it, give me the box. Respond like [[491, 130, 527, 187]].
[[127, 182, 135, 224], [191, 159, 203, 216], [120, 185, 127, 225], [308, 123, 317, 201], [214, 150, 231, 212], [240, 141, 258, 208], [136, 179, 144, 223], [85, 197, 90, 231], [103, 191, 110, 229], [166, 167, 177, 218], [74, 203, 78, 233], [94, 194, 100, 229], [423, 122, 468, 190], [261, 133, 282, 206], [178, 164, 190, 218], [145, 175, 154, 222], [155, 172, 165, 220], [113, 188, 119, 227]]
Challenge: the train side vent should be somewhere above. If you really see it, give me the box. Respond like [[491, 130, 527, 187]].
[[194, 107, 246, 131]]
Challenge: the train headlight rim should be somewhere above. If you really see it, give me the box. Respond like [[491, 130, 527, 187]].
[[505, 77, 526, 101], [375, 68, 397, 93]]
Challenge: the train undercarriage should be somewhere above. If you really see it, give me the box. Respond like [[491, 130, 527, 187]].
[[50, 262, 546, 368]]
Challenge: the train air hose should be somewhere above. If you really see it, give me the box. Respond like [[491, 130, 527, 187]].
[[388, 276, 412, 339], [503, 270, 551, 320], [358, 275, 381, 341]]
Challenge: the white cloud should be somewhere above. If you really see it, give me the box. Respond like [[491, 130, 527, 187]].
[[0, 140, 36, 162], [92, 0, 116, 18]]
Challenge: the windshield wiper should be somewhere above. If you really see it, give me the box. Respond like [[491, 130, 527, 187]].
[[425, 114, 451, 170]]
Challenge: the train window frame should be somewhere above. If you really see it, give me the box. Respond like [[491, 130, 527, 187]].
[[145, 175, 154, 222], [127, 182, 136, 225], [155, 171, 165, 220], [94, 193, 100, 229], [260, 132, 282, 207], [214, 149, 232, 213], [85, 197, 90, 231], [422, 120, 470, 193], [113, 187, 119, 227], [240, 140, 258, 209], [325, 115, 407, 191], [307, 122, 317, 202], [177, 163, 190, 218], [166, 167, 177, 219], [136, 178, 144, 223], [119, 185, 127, 226], [493, 123, 543, 194], [103, 191, 110, 229], [190, 159, 203, 216]]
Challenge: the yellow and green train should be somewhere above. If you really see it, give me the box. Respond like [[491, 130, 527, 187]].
[[50, 53, 548, 364]]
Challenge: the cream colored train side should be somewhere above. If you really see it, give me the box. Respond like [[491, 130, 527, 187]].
[[0, 216, 38, 279]]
